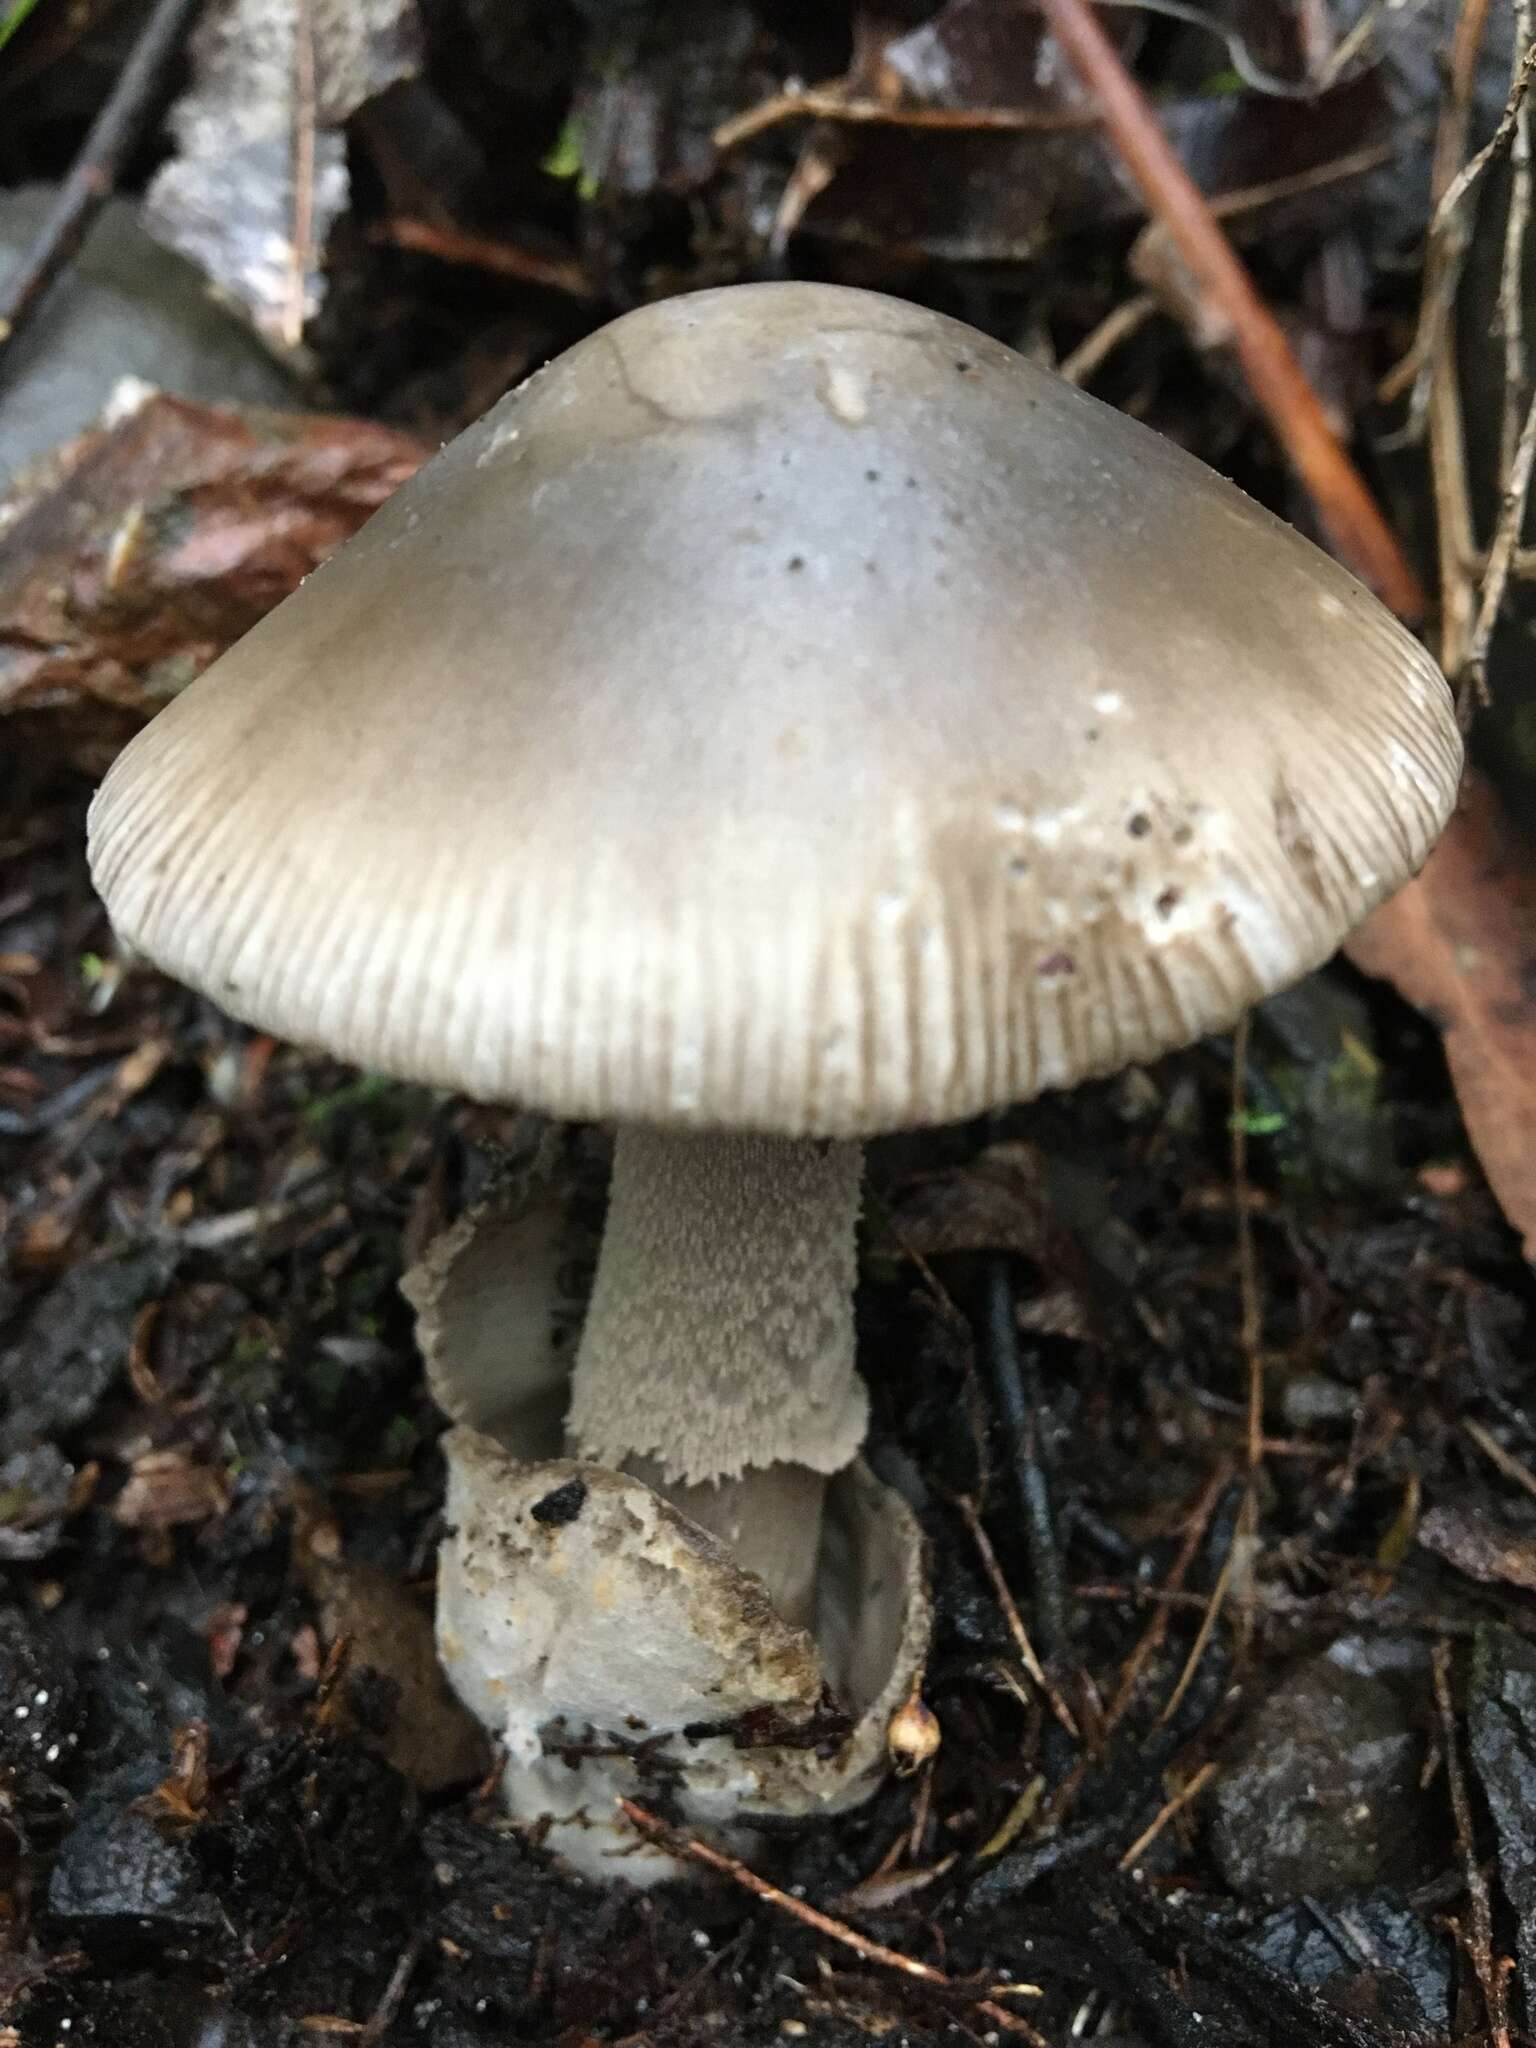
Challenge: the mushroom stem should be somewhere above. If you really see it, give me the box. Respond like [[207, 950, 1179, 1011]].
[[566, 1127, 868, 1626]]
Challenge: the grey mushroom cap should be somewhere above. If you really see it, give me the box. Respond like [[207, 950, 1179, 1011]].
[[88, 281, 1461, 1136]]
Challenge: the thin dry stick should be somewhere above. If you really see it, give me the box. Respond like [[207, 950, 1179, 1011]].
[[0, 0, 205, 359], [1465, 382, 1536, 695], [1499, 3, 1534, 478], [1045, 1462, 1231, 1832], [1380, 12, 1533, 424], [1462, 5, 1536, 698], [1157, 1518, 1237, 1725], [1465, 1416, 1536, 1501], [1118, 1760, 1218, 1870], [380, 216, 592, 298], [1104, 1460, 1231, 1734], [1062, 139, 1395, 386], [714, 84, 1095, 152], [1033, 0, 1426, 615], [358, 1935, 426, 2048], [1061, 292, 1159, 385], [1427, 0, 1498, 681], [1432, 1641, 1512, 2048], [618, 1801, 1049, 2044], [957, 1494, 1080, 1739], [285, 0, 318, 353]]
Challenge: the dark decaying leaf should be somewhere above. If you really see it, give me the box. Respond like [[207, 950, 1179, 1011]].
[[1347, 770, 1536, 1260], [0, 391, 425, 771], [1418, 1500, 1536, 1593]]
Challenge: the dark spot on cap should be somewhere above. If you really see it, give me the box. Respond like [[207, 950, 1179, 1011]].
[[865, 468, 881, 482], [1155, 887, 1182, 919], [787, 555, 805, 573], [1128, 813, 1151, 838], [1172, 822, 1195, 847], [530, 1478, 587, 1527], [1085, 728, 1100, 744], [1037, 951, 1076, 978]]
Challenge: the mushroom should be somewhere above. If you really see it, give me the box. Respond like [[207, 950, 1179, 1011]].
[[88, 281, 1462, 1871]]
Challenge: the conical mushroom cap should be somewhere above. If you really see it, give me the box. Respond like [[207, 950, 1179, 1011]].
[[89, 282, 1461, 1135]]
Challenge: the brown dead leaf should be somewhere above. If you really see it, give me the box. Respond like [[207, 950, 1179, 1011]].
[[1346, 770, 1536, 1259], [0, 391, 425, 772], [131, 1720, 212, 1833], [883, 1140, 1056, 1261], [293, 1486, 488, 1792]]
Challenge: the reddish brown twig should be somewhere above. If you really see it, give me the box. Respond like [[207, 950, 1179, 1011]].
[[379, 216, 592, 299], [618, 1801, 1048, 2042], [1033, 0, 1426, 617], [0, 0, 205, 361]]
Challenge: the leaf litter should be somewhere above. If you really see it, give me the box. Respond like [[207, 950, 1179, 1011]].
[[2, 1, 1536, 2043]]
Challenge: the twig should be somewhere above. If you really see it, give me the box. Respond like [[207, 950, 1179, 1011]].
[[617, 1801, 1049, 2043], [714, 84, 1095, 152], [1421, 0, 1504, 687], [1098, 0, 1331, 98], [0, 0, 205, 360], [1044, 1463, 1231, 1834], [1157, 1523, 1236, 1725], [1464, 382, 1536, 697], [1061, 140, 1395, 386], [956, 1494, 1080, 1739], [1380, 21, 1536, 427], [285, 0, 317, 353], [1104, 1462, 1231, 1736], [1061, 292, 1160, 384], [1432, 1641, 1511, 2048], [1117, 1761, 1218, 1870], [1500, 4, 1534, 480], [1461, 3, 1536, 700], [358, 1935, 425, 2048], [1465, 1416, 1536, 1501], [1033, 0, 1426, 614], [379, 217, 593, 299]]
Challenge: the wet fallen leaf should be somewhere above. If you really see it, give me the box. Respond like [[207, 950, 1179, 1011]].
[[0, 389, 424, 771], [1419, 1500, 1536, 1592], [293, 1487, 488, 1792], [1347, 770, 1536, 1259]]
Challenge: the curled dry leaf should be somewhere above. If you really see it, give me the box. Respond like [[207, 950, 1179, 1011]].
[[0, 389, 425, 772], [1346, 769, 1536, 1259]]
